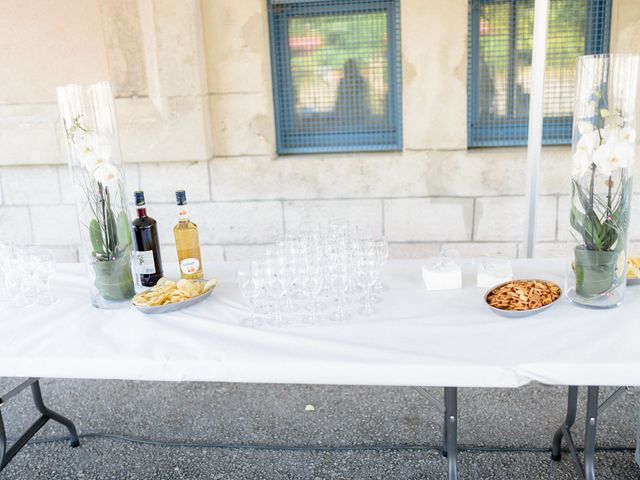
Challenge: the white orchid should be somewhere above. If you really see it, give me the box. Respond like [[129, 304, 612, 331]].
[[578, 121, 594, 135], [604, 114, 624, 135], [72, 131, 112, 173], [576, 131, 598, 154], [620, 126, 637, 144], [592, 136, 634, 176], [93, 163, 120, 186], [572, 150, 593, 178]]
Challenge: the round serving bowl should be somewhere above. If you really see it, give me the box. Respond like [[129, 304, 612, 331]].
[[484, 279, 562, 318]]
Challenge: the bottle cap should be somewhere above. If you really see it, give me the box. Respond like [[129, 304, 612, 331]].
[[134, 191, 146, 206], [176, 190, 187, 206]]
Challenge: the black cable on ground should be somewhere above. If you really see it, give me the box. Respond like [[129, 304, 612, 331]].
[[10, 432, 636, 454]]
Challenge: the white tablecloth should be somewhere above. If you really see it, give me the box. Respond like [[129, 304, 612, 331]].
[[0, 259, 639, 388]]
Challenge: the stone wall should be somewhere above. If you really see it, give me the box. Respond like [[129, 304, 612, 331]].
[[0, 0, 638, 263]]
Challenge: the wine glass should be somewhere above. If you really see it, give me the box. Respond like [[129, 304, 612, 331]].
[[329, 264, 350, 322], [237, 269, 262, 326], [356, 257, 379, 316], [300, 265, 323, 325], [34, 249, 58, 305], [6, 258, 34, 308], [265, 270, 287, 326], [373, 237, 389, 293]]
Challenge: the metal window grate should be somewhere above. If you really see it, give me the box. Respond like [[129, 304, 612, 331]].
[[468, 0, 611, 147], [268, 0, 402, 154]]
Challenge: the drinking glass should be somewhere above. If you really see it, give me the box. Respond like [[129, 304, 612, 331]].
[[373, 237, 389, 292], [237, 270, 262, 326], [34, 249, 58, 305], [356, 258, 379, 316], [6, 258, 34, 308], [300, 266, 323, 325], [265, 270, 287, 326], [329, 264, 350, 322]]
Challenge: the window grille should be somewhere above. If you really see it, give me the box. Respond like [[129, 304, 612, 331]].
[[468, 0, 611, 147], [268, 0, 402, 154]]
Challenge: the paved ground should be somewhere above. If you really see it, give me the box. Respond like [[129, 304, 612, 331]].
[[0, 379, 637, 479]]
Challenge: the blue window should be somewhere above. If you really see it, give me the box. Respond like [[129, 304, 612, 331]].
[[268, 0, 402, 154], [468, 0, 611, 147]]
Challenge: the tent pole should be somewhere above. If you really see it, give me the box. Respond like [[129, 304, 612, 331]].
[[523, 0, 549, 258]]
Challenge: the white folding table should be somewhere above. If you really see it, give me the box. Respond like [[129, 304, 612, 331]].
[[1, 259, 638, 479]]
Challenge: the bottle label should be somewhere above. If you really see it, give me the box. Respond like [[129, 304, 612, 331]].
[[180, 258, 200, 275], [178, 206, 189, 221], [135, 250, 156, 275]]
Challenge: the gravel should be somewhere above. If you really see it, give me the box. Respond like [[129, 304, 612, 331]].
[[0, 379, 637, 479]]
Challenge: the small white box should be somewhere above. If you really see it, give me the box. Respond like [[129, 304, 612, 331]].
[[422, 262, 462, 291], [477, 257, 513, 288]]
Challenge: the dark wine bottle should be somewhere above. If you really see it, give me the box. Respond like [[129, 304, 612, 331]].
[[132, 191, 163, 287]]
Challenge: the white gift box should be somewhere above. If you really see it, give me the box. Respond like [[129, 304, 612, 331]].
[[477, 257, 513, 288], [422, 260, 462, 291]]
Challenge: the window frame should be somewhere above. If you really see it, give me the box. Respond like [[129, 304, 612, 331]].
[[268, 0, 403, 154], [467, 0, 612, 148]]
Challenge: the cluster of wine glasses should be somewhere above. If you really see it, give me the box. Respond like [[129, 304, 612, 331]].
[[236, 223, 389, 327], [0, 243, 58, 308]]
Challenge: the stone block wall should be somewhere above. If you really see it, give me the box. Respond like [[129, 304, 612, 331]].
[[0, 0, 638, 263]]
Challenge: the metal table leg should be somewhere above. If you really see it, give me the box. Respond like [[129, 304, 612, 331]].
[[0, 378, 79, 472], [444, 387, 458, 480], [551, 385, 579, 462], [551, 386, 626, 480], [583, 386, 599, 480]]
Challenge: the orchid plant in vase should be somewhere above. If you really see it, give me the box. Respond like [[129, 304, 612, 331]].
[[567, 54, 639, 307], [57, 83, 135, 308]]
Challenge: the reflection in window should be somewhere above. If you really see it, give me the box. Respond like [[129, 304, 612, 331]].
[[468, 0, 611, 147], [269, 0, 402, 153]]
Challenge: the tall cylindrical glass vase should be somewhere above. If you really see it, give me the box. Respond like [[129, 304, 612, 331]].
[[57, 82, 135, 308], [566, 54, 640, 308]]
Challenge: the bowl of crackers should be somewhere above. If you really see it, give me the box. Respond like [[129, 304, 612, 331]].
[[484, 279, 561, 318], [133, 277, 217, 314]]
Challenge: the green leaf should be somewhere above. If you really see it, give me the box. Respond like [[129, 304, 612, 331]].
[[116, 210, 132, 252], [89, 219, 105, 255]]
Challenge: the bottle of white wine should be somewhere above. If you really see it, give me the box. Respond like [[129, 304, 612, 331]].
[[173, 190, 203, 280]]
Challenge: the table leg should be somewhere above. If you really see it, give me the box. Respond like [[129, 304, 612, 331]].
[[0, 378, 79, 472], [444, 387, 458, 480], [0, 409, 6, 470], [551, 385, 578, 461], [583, 386, 599, 480]]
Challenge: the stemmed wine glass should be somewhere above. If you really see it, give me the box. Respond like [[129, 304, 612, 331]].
[[329, 263, 350, 322], [6, 258, 34, 308], [237, 270, 262, 326], [265, 269, 287, 326], [356, 255, 380, 317], [34, 249, 58, 305], [300, 265, 323, 325], [373, 237, 389, 293]]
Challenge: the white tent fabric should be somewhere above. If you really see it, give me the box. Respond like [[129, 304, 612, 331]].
[[1, 259, 639, 388]]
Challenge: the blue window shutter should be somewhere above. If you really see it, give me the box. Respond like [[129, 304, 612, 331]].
[[468, 0, 612, 148], [268, 0, 402, 154]]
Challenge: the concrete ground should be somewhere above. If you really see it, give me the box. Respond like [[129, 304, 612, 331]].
[[0, 379, 637, 480]]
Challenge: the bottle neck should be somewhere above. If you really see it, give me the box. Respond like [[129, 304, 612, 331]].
[[177, 205, 189, 222], [137, 206, 147, 218]]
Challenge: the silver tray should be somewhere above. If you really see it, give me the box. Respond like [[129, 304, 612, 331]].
[[484, 279, 562, 318], [133, 282, 216, 315]]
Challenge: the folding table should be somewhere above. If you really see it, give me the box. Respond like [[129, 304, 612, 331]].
[[1, 259, 638, 479]]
